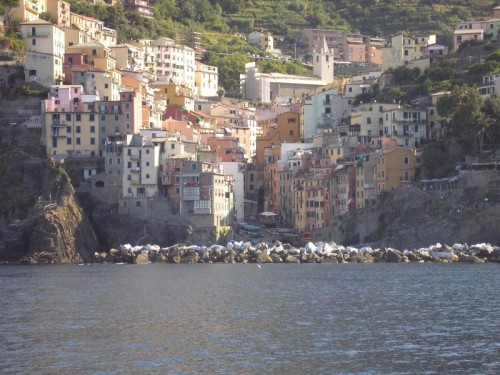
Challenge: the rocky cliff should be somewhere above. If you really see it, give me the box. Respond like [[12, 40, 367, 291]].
[[0, 164, 100, 263], [315, 187, 500, 249], [0, 145, 99, 263]]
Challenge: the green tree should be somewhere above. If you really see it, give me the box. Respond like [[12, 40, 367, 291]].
[[0, 0, 20, 25], [39, 12, 58, 24], [437, 85, 500, 156]]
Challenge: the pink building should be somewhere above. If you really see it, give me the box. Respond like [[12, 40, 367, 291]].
[[206, 136, 245, 162], [162, 118, 198, 142]]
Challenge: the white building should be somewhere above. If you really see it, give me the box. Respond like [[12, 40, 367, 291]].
[[479, 72, 500, 97], [195, 61, 219, 98], [131, 39, 156, 74], [302, 86, 352, 140], [154, 37, 196, 89], [220, 162, 245, 222], [241, 36, 333, 103], [382, 34, 437, 71], [248, 31, 274, 52], [110, 43, 145, 71], [20, 19, 65, 88], [122, 134, 160, 198], [383, 108, 427, 147], [241, 63, 328, 104]]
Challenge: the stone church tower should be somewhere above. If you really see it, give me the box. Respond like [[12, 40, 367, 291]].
[[313, 36, 334, 84]]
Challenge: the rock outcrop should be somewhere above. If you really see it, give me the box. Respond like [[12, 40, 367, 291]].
[[0, 161, 99, 264]]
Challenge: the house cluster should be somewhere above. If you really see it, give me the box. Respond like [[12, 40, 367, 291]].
[[2, 2, 500, 232]]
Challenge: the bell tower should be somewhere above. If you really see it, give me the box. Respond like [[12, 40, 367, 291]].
[[313, 36, 334, 84]]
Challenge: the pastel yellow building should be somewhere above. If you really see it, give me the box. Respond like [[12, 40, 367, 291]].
[[43, 85, 100, 160], [375, 147, 420, 193], [67, 42, 116, 72]]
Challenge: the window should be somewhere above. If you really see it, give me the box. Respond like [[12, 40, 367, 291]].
[[32, 39, 36, 46], [404, 157, 409, 164], [289, 130, 294, 136], [90, 138, 95, 145], [90, 126, 95, 133], [76, 126, 81, 133], [89, 114, 95, 122], [108, 158, 113, 164], [29, 70, 36, 77], [76, 114, 81, 121], [146, 174, 150, 179], [67, 126, 71, 133], [76, 138, 80, 145], [67, 138, 72, 145], [66, 114, 71, 121]]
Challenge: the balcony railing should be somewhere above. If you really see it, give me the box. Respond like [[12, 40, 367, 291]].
[[27, 31, 49, 37], [182, 194, 200, 201], [51, 122, 65, 127], [193, 207, 212, 214], [131, 167, 141, 173]]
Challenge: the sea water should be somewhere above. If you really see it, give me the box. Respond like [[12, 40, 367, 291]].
[[1, 263, 499, 374]]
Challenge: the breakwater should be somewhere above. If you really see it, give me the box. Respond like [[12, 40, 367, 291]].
[[95, 241, 500, 264]]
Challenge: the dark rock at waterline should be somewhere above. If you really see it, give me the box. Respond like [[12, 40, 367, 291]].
[[386, 250, 403, 263]]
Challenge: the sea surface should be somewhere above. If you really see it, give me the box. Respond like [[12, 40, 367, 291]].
[[0, 263, 499, 375]]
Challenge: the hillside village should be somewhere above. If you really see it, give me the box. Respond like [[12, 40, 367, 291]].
[[1, 0, 500, 245]]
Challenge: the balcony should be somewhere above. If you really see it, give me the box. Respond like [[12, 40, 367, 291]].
[[131, 167, 141, 173], [51, 121, 65, 127], [51, 130, 65, 137], [182, 194, 200, 201], [193, 207, 212, 214], [392, 118, 426, 125], [26, 31, 49, 38], [161, 173, 173, 185], [25, 2, 38, 13], [130, 155, 140, 161], [130, 179, 141, 185]]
